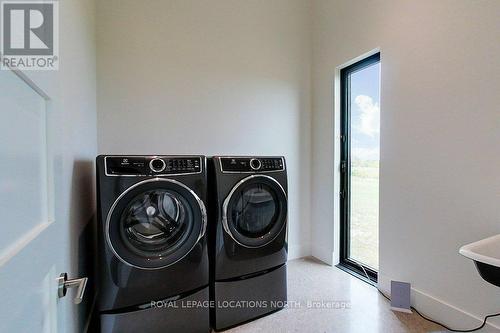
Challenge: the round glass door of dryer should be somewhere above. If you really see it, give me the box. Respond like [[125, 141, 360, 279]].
[[106, 179, 206, 269], [222, 175, 287, 248]]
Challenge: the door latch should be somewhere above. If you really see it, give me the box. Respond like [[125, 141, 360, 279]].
[[341, 161, 347, 173], [57, 273, 88, 304]]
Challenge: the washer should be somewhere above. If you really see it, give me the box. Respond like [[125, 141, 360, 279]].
[[96, 155, 210, 333], [208, 156, 288, 331]]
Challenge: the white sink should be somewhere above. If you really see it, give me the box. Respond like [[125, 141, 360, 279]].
[[460, 234, 500, 287]]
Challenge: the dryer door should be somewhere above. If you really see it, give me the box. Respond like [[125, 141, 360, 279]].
[[222, 175, 287, 248], [106, 178, 206, 270]]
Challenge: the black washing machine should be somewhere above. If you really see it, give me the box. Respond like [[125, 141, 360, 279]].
[[208, 156, 288, 331], [96, 155, 210, 333]]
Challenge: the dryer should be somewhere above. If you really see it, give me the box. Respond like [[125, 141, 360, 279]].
[[209, 156, 288, 331], [96, 155, 210, 333]]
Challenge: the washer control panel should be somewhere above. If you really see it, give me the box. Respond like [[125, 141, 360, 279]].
[[105, 156, 202, 176], [220, 157, 284, 172]]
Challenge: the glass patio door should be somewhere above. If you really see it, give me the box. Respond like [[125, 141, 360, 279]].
[[339, 53, 381, 282]]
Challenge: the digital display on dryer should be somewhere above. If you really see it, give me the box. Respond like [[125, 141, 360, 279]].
[[220, 157, 284, 172], [220, 158, 251, 172]]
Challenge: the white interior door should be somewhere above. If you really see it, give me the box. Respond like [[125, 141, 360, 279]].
[[0, 67, 85, 332]]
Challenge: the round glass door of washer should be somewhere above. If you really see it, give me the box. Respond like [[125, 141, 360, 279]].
[[106, 179, 206, 269]]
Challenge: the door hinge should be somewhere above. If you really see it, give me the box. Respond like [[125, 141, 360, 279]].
[[340, 190, 345, 199], [340, 134, 346, 143]]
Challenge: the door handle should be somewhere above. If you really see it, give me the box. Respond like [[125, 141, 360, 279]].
[[57, 273, 88, 304]]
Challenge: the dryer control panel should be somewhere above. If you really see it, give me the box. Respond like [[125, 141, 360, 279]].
[[220, 157, 284, 173], [105, 156, 202, 176]]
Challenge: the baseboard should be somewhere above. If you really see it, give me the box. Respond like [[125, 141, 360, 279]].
[[378, 274, 500, 332], [309, 255, 326, 265]]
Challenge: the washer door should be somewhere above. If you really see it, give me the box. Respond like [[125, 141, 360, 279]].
[[222, 175, 287, 248], [106, 178, 206, 270]]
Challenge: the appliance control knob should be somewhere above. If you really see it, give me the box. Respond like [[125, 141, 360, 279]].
[[250, 158, 262, 171], [150, 158, 166, 173]]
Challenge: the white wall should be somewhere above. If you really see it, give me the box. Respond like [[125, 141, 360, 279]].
[[311, 0, 500, 329], [96, 0, 312, 259]]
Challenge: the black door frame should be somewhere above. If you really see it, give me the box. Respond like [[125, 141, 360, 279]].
[[338, 52, 380, 284]]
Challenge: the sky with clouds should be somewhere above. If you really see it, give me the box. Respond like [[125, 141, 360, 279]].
[[350, 62, 380, 161]]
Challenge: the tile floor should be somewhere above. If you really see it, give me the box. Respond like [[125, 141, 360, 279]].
[[225, 257, 443, 333]]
